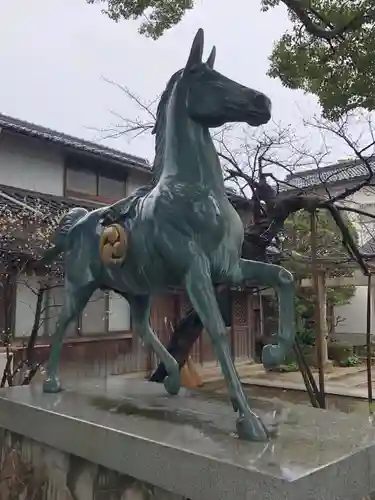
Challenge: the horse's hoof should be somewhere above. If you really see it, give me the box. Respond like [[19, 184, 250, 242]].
[[164, 373, 180, 396], [236, 414, 269, 442], [43, 377, 62, 394], [262, 344, 285, 370]]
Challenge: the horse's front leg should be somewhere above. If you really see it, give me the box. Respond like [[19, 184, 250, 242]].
[[233, 259, 296, 369], [129, 295, 181, 396], [185, 257, 269, 442]]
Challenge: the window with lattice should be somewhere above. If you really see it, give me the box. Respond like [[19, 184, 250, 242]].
[[233, 295, 247, 326]]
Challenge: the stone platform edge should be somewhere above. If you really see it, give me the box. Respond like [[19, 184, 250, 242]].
[[0, 386, 287, 500], [0, 380, 374, 500]]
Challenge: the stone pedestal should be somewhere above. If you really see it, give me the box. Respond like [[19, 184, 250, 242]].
[[0, 377, 374, 499]]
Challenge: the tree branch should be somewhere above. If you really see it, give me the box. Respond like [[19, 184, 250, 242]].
[[281, 0, 374, 41]]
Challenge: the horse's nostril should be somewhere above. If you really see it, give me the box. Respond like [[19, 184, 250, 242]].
[[255, 93, 271, 112]]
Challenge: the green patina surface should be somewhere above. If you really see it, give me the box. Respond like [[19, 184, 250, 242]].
[[41, 29, 296, 441]]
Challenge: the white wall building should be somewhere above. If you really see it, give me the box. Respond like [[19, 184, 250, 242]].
[[0, 113, 151, 341]]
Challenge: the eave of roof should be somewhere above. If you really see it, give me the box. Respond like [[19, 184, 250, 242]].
[[0, 113, 151, 173], [359, 236, 375, 256], [0, 185, 255, 262], [283, 156, 375, 191], [0, 183, 254, 219], [0, 184, 99, 218]]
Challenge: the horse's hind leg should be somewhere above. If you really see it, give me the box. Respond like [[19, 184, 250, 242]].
[[185, 257, 269, 441], [43, 282, 95, 394], [129, 295, 180, 396]]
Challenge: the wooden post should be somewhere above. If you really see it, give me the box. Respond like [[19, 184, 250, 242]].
[[230, 290, 235, 362], [247, 292, 255, 359], [316, 271, 329, 365], [366, 273, 373, 407], [310, 211, 326, 409], [259, 290, 264, 338]]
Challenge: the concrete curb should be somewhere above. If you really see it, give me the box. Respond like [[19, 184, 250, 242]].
[[241, 378, 372, 401]]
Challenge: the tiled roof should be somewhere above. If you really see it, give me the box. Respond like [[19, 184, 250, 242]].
[[283, 157, 375, 191], [359, 237, 375, 255], [0, 185, 101, 262], [0, 184, 98, 219], [0, 113, 150, 172], [0, 184, 250, 217]]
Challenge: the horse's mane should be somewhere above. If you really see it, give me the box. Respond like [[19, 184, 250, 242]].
[[151, 69, 183, 184]]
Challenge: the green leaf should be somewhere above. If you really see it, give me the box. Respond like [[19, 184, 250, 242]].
[[267, 0, 375, 118], [87, 0, 194, 39]]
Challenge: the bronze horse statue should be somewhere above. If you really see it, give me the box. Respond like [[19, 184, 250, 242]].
[[41, 29, 296, 441]]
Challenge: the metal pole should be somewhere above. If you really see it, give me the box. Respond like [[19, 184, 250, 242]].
[[310, 211, 326, 409], [259, 289, 264, 338], [293, 338, 321, 408], [366, 273, 373, 407]]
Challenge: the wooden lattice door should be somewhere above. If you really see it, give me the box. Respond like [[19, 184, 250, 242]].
[[231, 291, 253, 361]]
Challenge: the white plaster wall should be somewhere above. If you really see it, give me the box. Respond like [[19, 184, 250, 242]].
[[0, 353, 7, 377], [108, 291, 130, 331], [0, 131, 64, 195], [333, 285, 375, 344]]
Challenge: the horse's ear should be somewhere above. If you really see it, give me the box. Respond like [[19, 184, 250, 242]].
[[206, 46, 216, 69], [185, 28, 204, 70]]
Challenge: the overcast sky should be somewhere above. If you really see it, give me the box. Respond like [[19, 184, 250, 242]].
[[0, 0, 358, 164]]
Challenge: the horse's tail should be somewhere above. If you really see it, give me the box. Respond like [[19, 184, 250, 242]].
[[41, 207, 88, 265]]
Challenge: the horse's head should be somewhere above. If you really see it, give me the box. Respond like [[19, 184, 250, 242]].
[[182, 29, 271, 128]]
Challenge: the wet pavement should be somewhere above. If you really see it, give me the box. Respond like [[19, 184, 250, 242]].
[[202, 379, 374, 417], [31, 359, 375, 417], [199, 361, 375, 411]]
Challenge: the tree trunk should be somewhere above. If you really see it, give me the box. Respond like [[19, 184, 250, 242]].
[[26, 285, 45, 364], [149, 286, 232, 383]]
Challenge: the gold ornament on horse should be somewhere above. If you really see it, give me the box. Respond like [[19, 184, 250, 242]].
[[99, 223, 128, 264]]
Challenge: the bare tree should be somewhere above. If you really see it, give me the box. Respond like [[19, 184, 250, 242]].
[[0, 198, 66, 386], [97, 77, 157, 140], [0, 278, 65, 388]]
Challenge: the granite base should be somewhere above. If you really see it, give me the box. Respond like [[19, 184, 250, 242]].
[[0, 377, 374, 499]]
